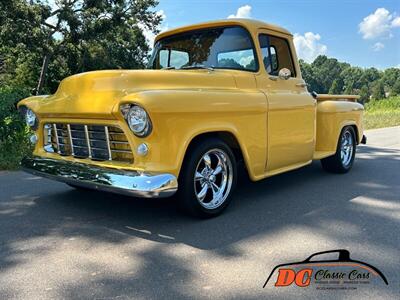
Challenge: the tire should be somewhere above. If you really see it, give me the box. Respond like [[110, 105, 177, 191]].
[[177, 138, 237, 218], [321, 126, 356, 173]]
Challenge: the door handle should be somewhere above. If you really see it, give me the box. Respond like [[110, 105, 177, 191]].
[[296, 82, 308, 88]]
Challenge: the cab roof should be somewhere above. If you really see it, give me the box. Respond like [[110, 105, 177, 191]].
[[155, 19, 292, 43]]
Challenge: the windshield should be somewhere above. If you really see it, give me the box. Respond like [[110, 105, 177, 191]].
[[148, 26, 258, 72]]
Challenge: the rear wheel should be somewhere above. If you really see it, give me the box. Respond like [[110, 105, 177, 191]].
[[178, 138, 237, 218], [321, 126, 356, 173]]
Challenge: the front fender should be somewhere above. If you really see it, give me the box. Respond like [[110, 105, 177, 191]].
[[118, 89, 267, 179]]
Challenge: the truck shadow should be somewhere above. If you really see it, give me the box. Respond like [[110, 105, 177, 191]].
[[3, 145, 398, 251], [1, 145, 398, 298]]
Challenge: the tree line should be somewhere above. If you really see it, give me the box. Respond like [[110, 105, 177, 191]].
[[299, 56, 400, 102]]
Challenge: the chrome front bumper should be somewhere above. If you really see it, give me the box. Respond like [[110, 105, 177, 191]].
[[21, 156, 178, 198]]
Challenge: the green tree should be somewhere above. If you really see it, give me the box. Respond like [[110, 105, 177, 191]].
[[359, 85, 370, 103], [329, 79, 342, 94], [311, 55, 349, 93], [391, 80, 400, 96], [382, 68, 400, 91], [344, 82, 354, 95], [0, 0, 162, 93], [299, 59, 319, 93], [341, 66, 364, 92], [371, 81, 386, 100], [360, 67, 381, 86]]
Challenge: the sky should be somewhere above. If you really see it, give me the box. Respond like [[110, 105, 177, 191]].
[[148, 0, 400, 69]]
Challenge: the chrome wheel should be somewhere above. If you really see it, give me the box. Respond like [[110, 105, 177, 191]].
[[194, 149, 233, 210], [340, 130, 354, 167]]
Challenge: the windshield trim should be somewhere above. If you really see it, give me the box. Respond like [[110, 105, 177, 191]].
[[148, 25, 260, 73]]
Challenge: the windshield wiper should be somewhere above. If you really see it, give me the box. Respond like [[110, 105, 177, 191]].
[[162, 66, 176, 70], [180, 64, 214, 71]]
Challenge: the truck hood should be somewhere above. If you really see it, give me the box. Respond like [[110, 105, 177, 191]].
[[23, 69, 237, 119]]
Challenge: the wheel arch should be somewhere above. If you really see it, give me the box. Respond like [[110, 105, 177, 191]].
[[179, 130, 251, 180], [328, 122, 360, 156], [349, 124, 360, 144], [339, 121, 360, 145]]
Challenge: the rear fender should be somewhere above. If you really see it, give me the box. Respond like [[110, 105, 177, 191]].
[[316, 101, 363, 153]]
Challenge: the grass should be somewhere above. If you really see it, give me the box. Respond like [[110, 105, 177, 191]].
[[364, 96, 400, 130]]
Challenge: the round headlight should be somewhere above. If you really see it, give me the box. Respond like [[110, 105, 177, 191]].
[[25, 108, 37, 129], [126, 105, 152, 137]]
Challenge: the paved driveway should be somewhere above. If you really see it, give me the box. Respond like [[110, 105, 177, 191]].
[[0, 127, 399, 299]]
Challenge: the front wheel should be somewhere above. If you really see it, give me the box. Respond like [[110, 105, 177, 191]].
[[321, 126, 356, 173], [177, 138, 237, 218]]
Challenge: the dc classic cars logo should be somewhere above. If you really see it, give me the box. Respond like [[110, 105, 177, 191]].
[[263, 250, 388, 290]]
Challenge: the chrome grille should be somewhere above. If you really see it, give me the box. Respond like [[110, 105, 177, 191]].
[[44, 123, 133, 163]]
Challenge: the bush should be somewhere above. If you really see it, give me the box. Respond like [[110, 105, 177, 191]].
[[0, 87, 32, 170]]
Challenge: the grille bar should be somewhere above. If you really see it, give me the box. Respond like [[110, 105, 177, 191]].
[[111, 149, 132, 153], [84, 125, 92, 159], [53, 124, 60, 154], [44, 123, 133, 163], [67, 124, 75, 156], [104, 126, 112, 161]]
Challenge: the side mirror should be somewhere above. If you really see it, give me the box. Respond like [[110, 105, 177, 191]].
[[278, 68, 291, 80]]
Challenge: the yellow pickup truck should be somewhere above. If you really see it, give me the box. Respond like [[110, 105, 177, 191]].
[[19, 19, 366, 217]]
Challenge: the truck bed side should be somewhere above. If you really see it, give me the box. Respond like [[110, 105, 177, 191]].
[[313, 95, 364, 160]]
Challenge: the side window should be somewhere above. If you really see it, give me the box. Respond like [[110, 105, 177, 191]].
[[157, 49, 189, 69], [258, 34, 296, 77]]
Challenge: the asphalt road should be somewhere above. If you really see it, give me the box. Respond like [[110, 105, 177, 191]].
[[0, 126, 399, 299]]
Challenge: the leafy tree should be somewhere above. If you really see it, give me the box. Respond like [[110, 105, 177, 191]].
[[299, 59, 319, 93], [341, 66, 364, 92], [360, 67, 381, 88], [310, 56, 349, 93], [382, 68, 400, 91], [329, 79, 342, 94], [371, 81, 385, 100], [1, 0, 162, 93], [359, 85, 370, 103], [391, 80, 400, 96], [344, 83, 354, 95]]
